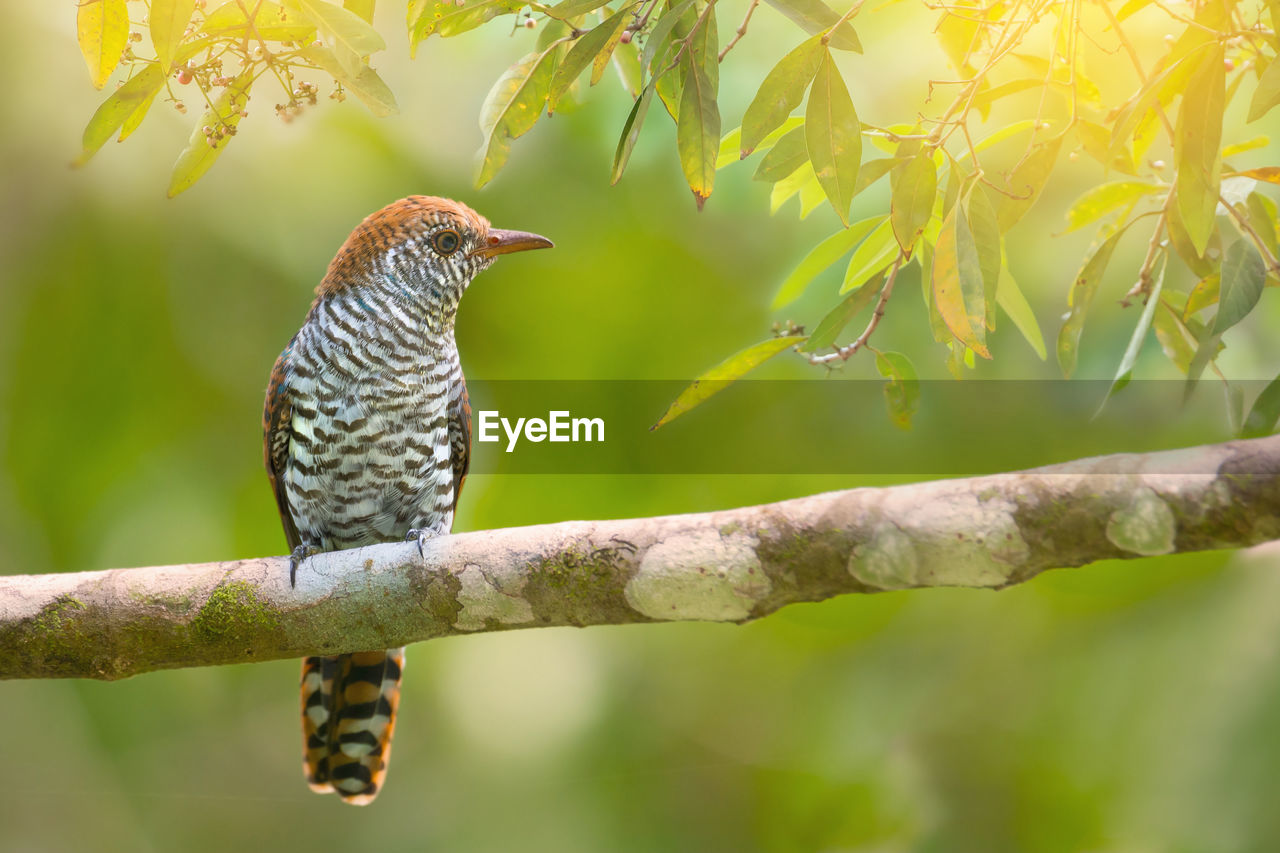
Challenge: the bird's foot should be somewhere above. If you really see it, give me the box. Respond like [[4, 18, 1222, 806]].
[[289, 544, 321, 588], [405, 529, 436, 561]]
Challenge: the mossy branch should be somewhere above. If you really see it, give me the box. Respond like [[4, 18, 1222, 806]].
[[4, 435, 1280, 680]]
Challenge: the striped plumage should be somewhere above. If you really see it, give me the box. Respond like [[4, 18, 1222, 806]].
[[263, 196, 552, 804]]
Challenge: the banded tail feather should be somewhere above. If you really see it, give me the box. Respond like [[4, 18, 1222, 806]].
[[301, 648, 405, 805]]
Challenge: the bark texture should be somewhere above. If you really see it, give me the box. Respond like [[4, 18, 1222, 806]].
[[3, 435, 1279, 680]]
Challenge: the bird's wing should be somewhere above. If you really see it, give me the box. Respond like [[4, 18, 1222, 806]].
[[449, 378, 472, 520], [263, 342, 302, 552]]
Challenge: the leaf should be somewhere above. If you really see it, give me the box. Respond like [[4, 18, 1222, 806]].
[[841, 217, 897, 293], [889, 149, 936, 251], [548, 5, 634, 111], [995, 264, 1046, 359], [1249, 55, 1280, 123], [1212, 239, 1267, 335], [676, 20, 720, 209], [291, 0, 386, 55], [76, 64, 167, 166], [1184, 273, 1220, 319], [611, 81, 656, 184], [1056, 229, 1127, 378], [640, 0, 695, 74], [1116, 0, 1153, 19], [932, 205, 989, 358], [1166, 191, 1218, 277], [1246, 191, 1279, 257], [725, 116, 802, 169], [408, 0, 525, 51], [997, 136, 1063, 231], [761, 0, 862, 52], [754, 125, 809, 181], [1109, 49, 1203, 159], [300, 45, 398, 116], [612, 40, 642, 97], [1075, 120, 1137, 175], [202, 1, 316, 40], [772, 217, 880, 309], [345, 0, 376, 22], [1063, 181, 1162, 233], [1222, 135, 1270, 158], [167, 72, 254, 197], [1230, 167, 1280, 186], [544, 0, 612, 19], [1103, 258, 1165, 402], [1153, 297, 1201, 371], [476, 44, 560, 188], [150, 0, 196, 71], [740, 36, 826, 156], [1241, 373, 1280, 438], [652, 335, 806, 429], [854, 156, 894, 196], [1175, 46, 1225, 256], [874, 350, 920, 430], [799, 275, 882, 351], [1184, 329, 1223, 399], [965, 184, 1001, 327], [805, 52, 861, 225], [77, 0, 129, 89], [770, 161, 816, 213]]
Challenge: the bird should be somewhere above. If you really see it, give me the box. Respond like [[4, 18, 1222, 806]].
[[262, 196, 552, 804]]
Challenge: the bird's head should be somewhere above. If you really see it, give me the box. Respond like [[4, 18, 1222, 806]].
[[317, 195, 552, 320]]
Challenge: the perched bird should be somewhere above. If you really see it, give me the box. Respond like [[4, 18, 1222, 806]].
[[263, 196, 552, 804]]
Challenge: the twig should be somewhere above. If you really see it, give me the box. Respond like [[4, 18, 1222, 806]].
[[1223, 194, 1280, 272], [806, 251, 907, 365], [718, 0, 760, 61]]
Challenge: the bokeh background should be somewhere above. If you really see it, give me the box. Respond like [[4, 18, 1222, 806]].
[[3, 1, 1280, 850]]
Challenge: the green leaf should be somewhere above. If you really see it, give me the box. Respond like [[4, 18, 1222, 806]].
[[1184, 329, 1223, 399], [1116, 0, 1153, 19], [805, 52, 861, 225], [841, 217, 896, 293], [1175, 46, 1225, 256], [740, 36, 825, 156], [1184, 273, 1220, 319], [754, 125, 808, 181], [476, 44, 560, 188], [1056, 229, 1127, 377], [1109, 48, 1203, 160], [1103, 258, 1165, 402], [965, 184, 1001, 327], [544, 0, 612, 19], [1249, 56, 1280, 123], [772, 216, 880, 309], [640, 0, 695, 74], [167, 71, 254, 197], [548, 5, 634, 111], [291, 0, 386, 55], [854, 156, 894, 196], [77, 0, 129, 89], [676, 17, 720, 209], [995, 264, 1046, 359], [762, 0, 861, 52], [1222, 135, 1270, 158], [932, 204, 989, 358], [612, 40, 642, 97], [408, 0, 525, 51], [202, 1, 316, 40], [799, 275, 882, 351], [1241, 372, 1280, 438], [1167, 191, 1218, 277], [723, 116, 802, 169], [874, 350, 920, 430], [1063, 181, 1162, 233], [300, 45, 398, 116], [76, 64, 167, 166], [1153, 297, 1201, 371], [889, 149, 936, 251], [150, 0, 196, 71], [996, 136, 1062, 231], [612, 80, 656, 184], [345, 0, 376, 22], [1246, 191, 1279, 257], [652, 335, 806, 429], [1212, 239, 1267, 335]]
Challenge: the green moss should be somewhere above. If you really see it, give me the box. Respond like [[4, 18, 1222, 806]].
[[190, 581, 280, 646], [31, 596, 89, 661]]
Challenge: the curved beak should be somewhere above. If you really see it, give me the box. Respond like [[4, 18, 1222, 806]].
[[470, 228, 554, 259]]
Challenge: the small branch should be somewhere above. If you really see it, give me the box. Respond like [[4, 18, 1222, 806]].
[[821, 0, 863, 43], [1223, 194, 1280, 272], [807, 251, 907, 365], [718, 0, 759, 61], [1122, 197, 1171, 305], [5, 435, 1280, 681]]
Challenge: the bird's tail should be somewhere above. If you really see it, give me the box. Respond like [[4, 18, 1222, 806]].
[[300, 648, 405, 805]]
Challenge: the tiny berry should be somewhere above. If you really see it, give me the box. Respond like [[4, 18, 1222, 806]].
[[525, 17, 536, 27], [177, 70, 193, 84], [620, 30, 632, 43], [1068, 150, 1079, 161], [1152, 159, 1166, 170], [1224, 59, 1235, 71]]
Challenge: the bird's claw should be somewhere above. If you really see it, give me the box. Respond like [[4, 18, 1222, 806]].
[[289, 544, 321, 588], [406, 528, 436, 561]]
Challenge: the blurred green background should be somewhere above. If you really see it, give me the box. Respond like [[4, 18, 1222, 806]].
[[3, 2, 1280, 851]]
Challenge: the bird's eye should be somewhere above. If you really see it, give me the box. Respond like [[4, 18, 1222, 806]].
[[432, 229, 461, 256]]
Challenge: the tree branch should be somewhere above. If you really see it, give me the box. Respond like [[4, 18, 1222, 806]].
[[5, 435, 1280, 681]]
